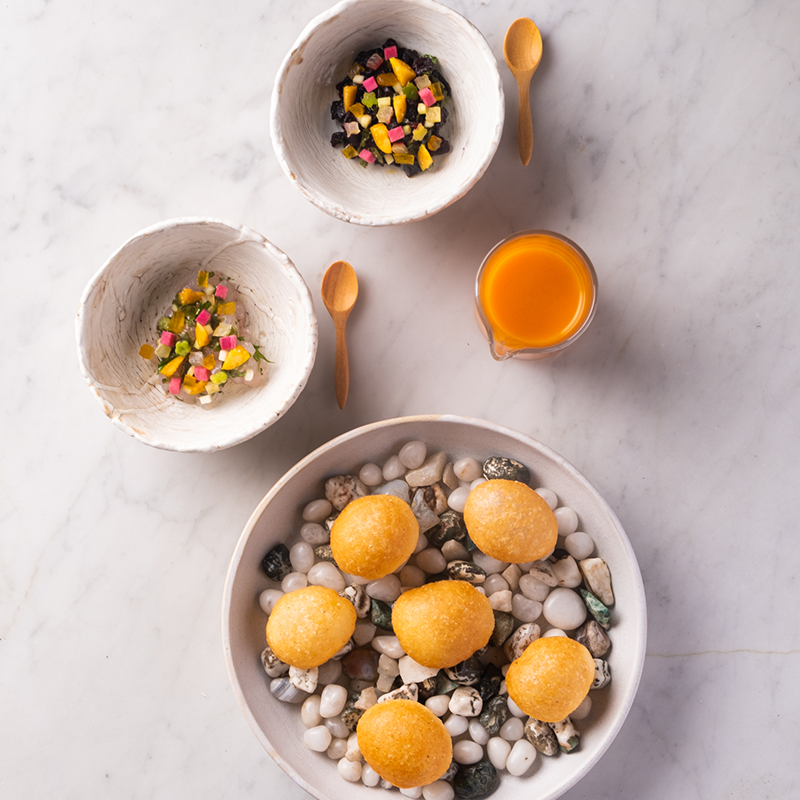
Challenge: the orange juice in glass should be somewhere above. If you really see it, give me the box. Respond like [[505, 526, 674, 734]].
[[475, 231, 597, 360]]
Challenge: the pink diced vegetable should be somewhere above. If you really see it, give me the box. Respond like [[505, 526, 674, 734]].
[[160, 331, 177, 347], [220, 335, 238, 351], [365, 53, 383, 70], [359, 149, 376, 163], [215, 285, 228, 299], [383, 45, 398, 60], [419, 87, 435, 107], [169, 376, 182, 394], [196, 309, 211, 326], [194, 367, 210, 382], [388, 126, 405, 143], [362, 76, 378, 93]]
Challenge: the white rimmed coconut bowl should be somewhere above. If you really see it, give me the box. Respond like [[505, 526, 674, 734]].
[[271, 0, 504, 226], [223, 415, 646, 800], [76, 218, 318, 452]]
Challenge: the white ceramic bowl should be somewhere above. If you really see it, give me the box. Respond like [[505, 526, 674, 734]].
[[76, 218, 318, 452], [223, 415, 646, 800], [271, 0, 504, 226]]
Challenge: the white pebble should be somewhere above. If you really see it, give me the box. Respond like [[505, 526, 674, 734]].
[[359, 463, 384, 486], [413, 532, 429, 554], [337, 756, 362, 782], [301, 694, 322, 727], [443, 714, 469, 736], [543, 587, 587, 630], [469, 719, 490, 745], [482, 573, 509, 595], [325, 715, 351, 739], [308, 561, 346, 591], [470, 477, 487, 489], [425, 695, 451, 717], [303, 725, 332, 752], [327, 737, 348, 759], [472, 551, 508, 575], [506, 696, 526, 718], [506, 739, 537, 776], [551, 556, 583, 588], [416, 547, 447, 574], [518, 574, 551, 602], [453, 740, 484, 765], [399, 655, 439, 684], [258, 589, 283, 615], [300, 522, 329, 545], [399, 565, 426, 588], [511, 594, 542, 622], [353, 620, 377, 646], [447, 486, 470, 512], [422, 780, 455, 800], [400, 788, 422, 799], [571, 694, 592, 720], [499, 716, 524, 741], [382, 455, 406, 481], [317, 659, 343, 685], [453, 456, 482, 482], [371, 635, 405, 659], [486, 737, 511, 770], [489, 590, 513, 612], [449, 687, 483, 717], [289, 541, 315, 573], [534, 487, 558, 509], [319, 684, 348, 718], [399, 440, 427, 469], [345, 732, 361, 762], [554, 506, 579, 535], [542, 627, 567, 638], [367, 574, 402, 603], [303, 498, 333, 523], [565, 531, 595, 560], [361, 763, 381, 787], [281, 572, 308, 593]]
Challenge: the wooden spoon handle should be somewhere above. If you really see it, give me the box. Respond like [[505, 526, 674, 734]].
[[333, 318, 350, 409], [517, 78, 533, 166]]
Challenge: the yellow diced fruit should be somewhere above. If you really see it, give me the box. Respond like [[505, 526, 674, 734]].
[[179, 288, 204, 305], [427, 135, 442, 152], [139, 344, 154, 360], [197, 270, 209, 288], [377, 73, 398, 87], [188, 380, 207, 395], [167, 310, 185, 334], [414, 74, 432, 90], [342, 145, 358, 159], [413, 124, 427, 141], [217, 301, 236, 316], [390, 57, 416, 87], [202, 353, 216, 370], [394, 153, 415, 165], [159, 355, 185, 378], [370, 123, 393, 154], [425, 106, 441, 124], [183, 374, 197, 389], [348, 102, 365, 118], [195, 322, 210, 347], [376, 106, 394, 124], [430, 82, 444, 102], [343, 84, 357, 113], [393, 94, 407, 123], [418, 144, 433, 171], [222, 345, 251, 370]]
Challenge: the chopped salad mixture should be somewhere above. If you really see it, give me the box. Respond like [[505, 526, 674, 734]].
[[139, 271, 269, 404], [329, 38, 452, 178]]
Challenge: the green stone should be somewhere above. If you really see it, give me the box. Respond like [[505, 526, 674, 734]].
[[579, 588, 611, 629], [370, 598, 393, 631], [489, 611, 514, 647]]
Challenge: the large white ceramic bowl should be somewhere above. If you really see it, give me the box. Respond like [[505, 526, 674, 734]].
[[76, 218, 318, 452], [271, 0, 504, 226], [223, 415, 646, 800]]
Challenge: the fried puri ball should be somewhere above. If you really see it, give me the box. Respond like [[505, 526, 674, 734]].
[[330, 494, 419, 580], [463, 479, 558, 563], [391, 580, 494, 669], [505, 636, 595, 722], [357, 700, 452, 788], [266, 585, 356, 669]]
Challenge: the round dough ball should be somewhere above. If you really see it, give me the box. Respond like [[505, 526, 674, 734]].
[[505, 636, 595, 723], [391, 580, 494, 669], [266, 585, 356, 669], [330, 495, 419, 580], [357, 700, 452, 788], [464, 479, 558, 563]]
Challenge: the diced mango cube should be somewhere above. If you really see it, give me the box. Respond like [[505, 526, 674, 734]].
[[222, 345, 251, 370], [430, 82, 444, 102], [377, 73, 398, 87], [187, 380, 207, 395], [418, 144, 433, 171], [394, 153, 415, 165], [342, 145, 358, 159], [370, 123, 393, 154], [203, 353, 216, 370], [348, 102, 365, 118], [179, 288, 204, 305], [197, 270, 209, 288], [159, 355, 185, 377], [217, 301, 236, 316], [167, 310, 185, 334], [412, 124, 427, 142], [343, 85, 357, 113], [425, 106, 441, 124], [195, 322, 210, 347], [427, 135, 442, 152], [390, 57, 416, 87], [393, 94, 407, 123], [139, 344, 154, 360]]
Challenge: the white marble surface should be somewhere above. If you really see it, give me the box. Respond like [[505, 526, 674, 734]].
[[1, 0, 798, 798]]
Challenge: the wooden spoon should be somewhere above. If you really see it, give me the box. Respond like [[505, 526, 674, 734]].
[[504, 18, 543, 166], [321, 260, 359, 409]]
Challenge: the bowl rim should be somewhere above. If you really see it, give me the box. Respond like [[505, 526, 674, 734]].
[[222, 413, 648, 799], [75, 216, 319, 453], [269, 0, 505, 226]]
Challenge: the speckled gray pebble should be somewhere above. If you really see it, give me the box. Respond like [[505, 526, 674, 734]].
[[446, 560, 487, 585], [477, 663, 503, 703], [370, 598, 393, 631], [575, 619, 611, 657], [550, 717, 580, 752], [314, 544, 335, 562], [269, 676, 308, 704], [524, 717, 559, 756], [482, 456, 531, 484], [592, 658, 611, 689], [325, 475, 368, 510], [428, 509, 468, 548], [261, 544, 292, 581], [341, 695, 365, 731], [445, 656, 483, 686], [454, 760, 499, 798], [490, 611, 514, 647], [340, 584, 370, 618], [478, 695, 508, 734], [260, 645, 289, 678]]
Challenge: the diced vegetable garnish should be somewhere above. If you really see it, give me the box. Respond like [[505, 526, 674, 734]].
[[196, 308, 211, 326], [220, 335, 237, 351], [419, 87, 435, 107], [160, 331, 177, 347], [370, 123, 393, 153], [362, 76, 378, 93], [359, 149, 376, 163], [388, 125, 406, 143], [389, 57, 416, 87], [211, 371, 228, 385], [365, 52, 384, 70], [160, 355, 185, 377], [195, 322, 210, 348], [222, 345, 251, 370], [418, 144, 433, 171], [343, 84, 357, 113], [217, 302, 236, 316], [342, 145, 358, 159], [167, 310, 185, 333], [214, 285, 228, 300], [197, 270, 209, 288], [384, 45, 398, 60], [194, 366, 210, 382], [175, 340, 191, 356], [169, 376, 182, 395], [179, 288, 203, 305], [139, 344, 154, 360]]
